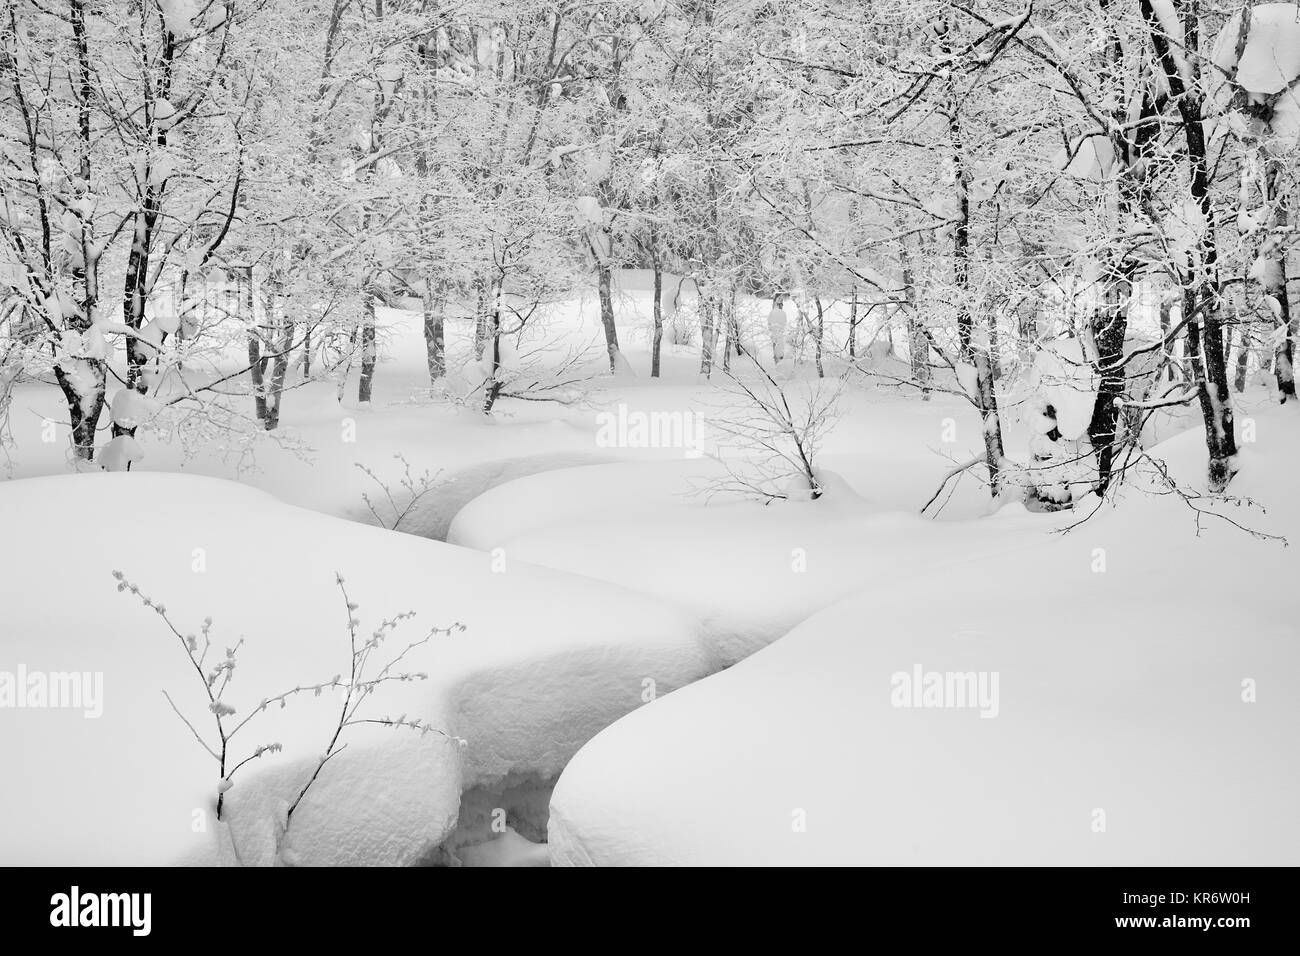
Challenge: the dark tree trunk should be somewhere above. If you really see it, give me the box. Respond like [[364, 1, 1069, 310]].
[[358, 295, 376, 404], [813, 295, 825, 378], [651, 260, 663, 378], [264, 305, 294, 430], [54, 367, 106, 462], [117, 17, 175, 438], [847, 290, 858, 361], [1142, 0, 1238, 491], [1234, 326, 1251, 393], [1088, 282, 1130, 493], [1087, 12, 1159, 494], [483, 304, 503, 414]]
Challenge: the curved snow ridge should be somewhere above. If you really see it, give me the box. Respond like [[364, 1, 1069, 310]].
[[446, 458, 1064, 667], [371, 450, 618, 541], [0, 473, 710, 866], [547, 441, 1300, 866]]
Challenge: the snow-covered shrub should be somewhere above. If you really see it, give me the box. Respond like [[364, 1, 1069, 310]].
[[356, 454, 442, 532], [702, 354, 844, 501], [111, 569, 464, 866]]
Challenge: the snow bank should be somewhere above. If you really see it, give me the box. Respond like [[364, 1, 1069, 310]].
[[0, 474, 707, 865], [448, 457, 1053, 665], [549, 422, 1300, 865]]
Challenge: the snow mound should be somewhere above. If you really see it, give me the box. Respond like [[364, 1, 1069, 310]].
[[548, 424, 1300, 865], [0, 473, 707, 865], [448, 458, 1053, 665]]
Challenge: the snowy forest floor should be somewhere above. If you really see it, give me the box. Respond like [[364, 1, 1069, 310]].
[[1, 272, 1297, 865]]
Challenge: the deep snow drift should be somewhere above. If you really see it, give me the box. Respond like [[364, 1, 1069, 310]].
[[0, 474, 708, 865], [546, 421, 1300, 865]]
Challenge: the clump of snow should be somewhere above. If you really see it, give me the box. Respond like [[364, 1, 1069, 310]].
[[100, 434, 144, 472], [574, 195, 603, 227], [109, 389, 158, 431], [159, 0, 198, 37], [1051, 134, 1117, 181], [1027, 339, 1098, 440], [1212, 4, 1300, 95]]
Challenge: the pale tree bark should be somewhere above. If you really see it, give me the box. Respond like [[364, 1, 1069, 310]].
[[594, 238, 620, 372], [243, 267, 269, 424], [264, 289, 294, 430], [902, 238, 931, 399], [699, 293, 716, 377], [1262, 164, 1296, 400], [423, 289, 446, 383], [940, 18, 1004, 496]]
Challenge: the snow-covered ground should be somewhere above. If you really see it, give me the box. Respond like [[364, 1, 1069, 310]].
[[0, 474, 708, 865], [548, 422, 1300, 865], [2, 272, 1296, 866]]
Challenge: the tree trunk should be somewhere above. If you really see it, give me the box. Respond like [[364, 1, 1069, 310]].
[[1087, 272, 1130, 493], [1264, 166, 1296, 401], [55, 367, 106, 462], [813, 296, 825, 378], [358, 295, 376, 404], [473, 276, 489, 360], [847, 290, 858, 361], [1143, 0, 1238, 491], [721, 287, 740, 372], [902, 241, 931, 399], [423, 286, 445, 384], [699, 294, 715, 377], [264, 304, 294, 430], [60, 0, 105, 460], [243, 268, 268, 423], [651, 260, 663, 377], [1234, 326, 1251, 393], [483, 303, 503, 414], [596, 255, 620, 372], [943, 20, 1004, 496], [117, 10, 175, 438]]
